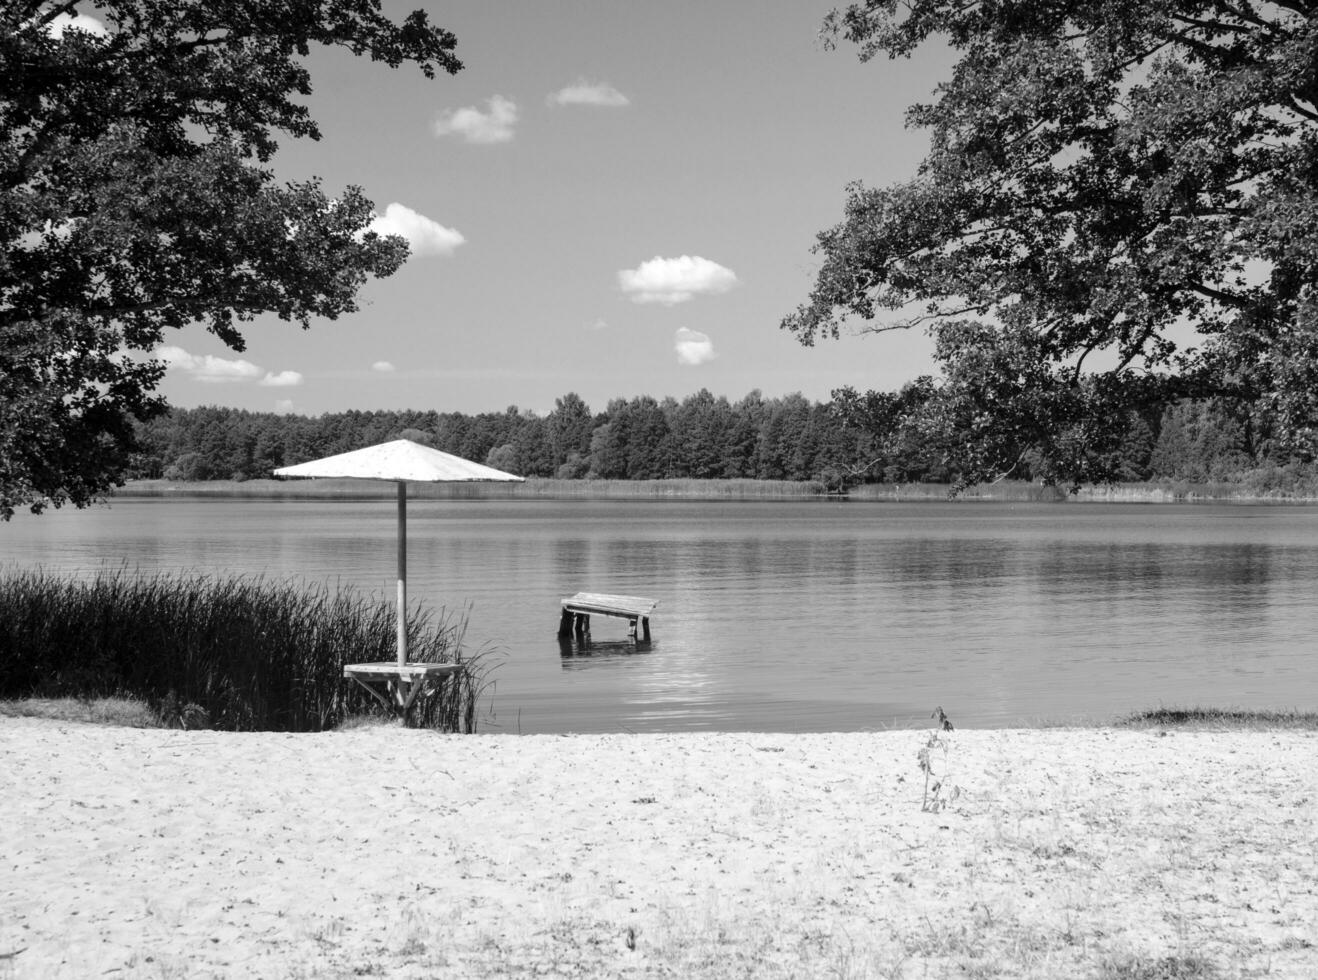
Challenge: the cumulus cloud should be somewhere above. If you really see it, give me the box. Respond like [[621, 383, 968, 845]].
[[156, 345, 262, 383], [548, 79, 630, 108], [46, 12, 108, 38], [157, 345, 301, 386], [675, 328, 717, 366], [260, 370, 303, 387], [368, 203, 464, 257], [372, 361, 397, 373], [619, 255, 739, 305], [433, 95, 518, 144]]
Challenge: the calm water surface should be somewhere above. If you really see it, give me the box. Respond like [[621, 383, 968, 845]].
[[4, 497, 1317, 732]]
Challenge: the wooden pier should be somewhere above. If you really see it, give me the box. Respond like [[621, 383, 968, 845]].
[[558, 592, 657, 642]]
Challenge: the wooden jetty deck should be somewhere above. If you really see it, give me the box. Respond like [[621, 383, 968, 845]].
[[558, 592, 657, 642]]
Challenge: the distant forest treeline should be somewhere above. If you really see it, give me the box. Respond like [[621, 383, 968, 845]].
[[129, 390, 1318, 493]]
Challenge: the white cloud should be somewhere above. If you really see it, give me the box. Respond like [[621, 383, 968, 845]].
[[156, 345, 301, 387], [618, 255, 739, 305], [46, 12, 108, 38], [548, 79, 630, 108], [156, 345, 262, 383], [372, 361, 397, 373], [260, 370, 303, 387], [368, 202, 464, 257], [433, 95, 518, 144], [675, 328, 716, 366]]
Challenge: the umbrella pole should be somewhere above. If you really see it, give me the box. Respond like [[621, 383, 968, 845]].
[[397, 481, 407, 666]]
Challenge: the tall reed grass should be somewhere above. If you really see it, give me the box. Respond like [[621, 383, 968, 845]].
[[847, 480, 1064, 501], [0, 569, 484, 732]]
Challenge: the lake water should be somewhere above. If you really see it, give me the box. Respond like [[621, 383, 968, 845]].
[[3, 497, 1317, 732]]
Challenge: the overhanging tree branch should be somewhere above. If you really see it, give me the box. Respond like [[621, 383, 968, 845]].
[[1, 0, 463, 517], [788, 0, 1318, 488]]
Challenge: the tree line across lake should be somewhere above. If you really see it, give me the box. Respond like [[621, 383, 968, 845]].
[[130, 390, 1317, 495]]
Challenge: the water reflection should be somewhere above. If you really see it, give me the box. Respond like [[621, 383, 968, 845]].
[[558, 636, 655, 665]]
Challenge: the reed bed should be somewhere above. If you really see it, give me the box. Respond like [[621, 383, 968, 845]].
[[1077, 481, 1318, 503], [517, 477, 830, 499], [122, 476, 834, 499], [847, 479, 1062, 501], [0, 569, 484, 733]]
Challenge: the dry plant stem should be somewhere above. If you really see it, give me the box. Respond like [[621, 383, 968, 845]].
[[918, 705, 961, 813]]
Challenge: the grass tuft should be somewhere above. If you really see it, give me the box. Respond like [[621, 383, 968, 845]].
[[0, 569, 486, 733], [1116, 706, 1318, 730], [0, 695, 160, 727], [1094, 953, 1219, 980]]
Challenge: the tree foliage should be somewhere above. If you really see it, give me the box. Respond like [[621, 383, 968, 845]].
[[0, 0, 461, 517], [130, 388, 1312, 492], [131, 390, 867, 485], [785, 0, 1318, 488]]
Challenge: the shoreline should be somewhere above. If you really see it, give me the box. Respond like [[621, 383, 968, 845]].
[[112, 477, 1318, 505], [4, 718, 1315, 978]]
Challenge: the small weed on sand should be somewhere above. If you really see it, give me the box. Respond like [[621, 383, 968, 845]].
[[156, 690, 210, 729], [918, 705, 961, 813]]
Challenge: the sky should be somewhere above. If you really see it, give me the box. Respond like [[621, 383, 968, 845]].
[[144, 1, 956, 417]]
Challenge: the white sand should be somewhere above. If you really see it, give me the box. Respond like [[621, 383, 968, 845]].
[[2, 719, 1315, 978]]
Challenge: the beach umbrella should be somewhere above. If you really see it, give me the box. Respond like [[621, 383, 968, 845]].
[[274, 439, 524, 666]]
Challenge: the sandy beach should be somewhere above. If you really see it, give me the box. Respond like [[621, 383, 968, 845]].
[[2, 718, 1315, 979]]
